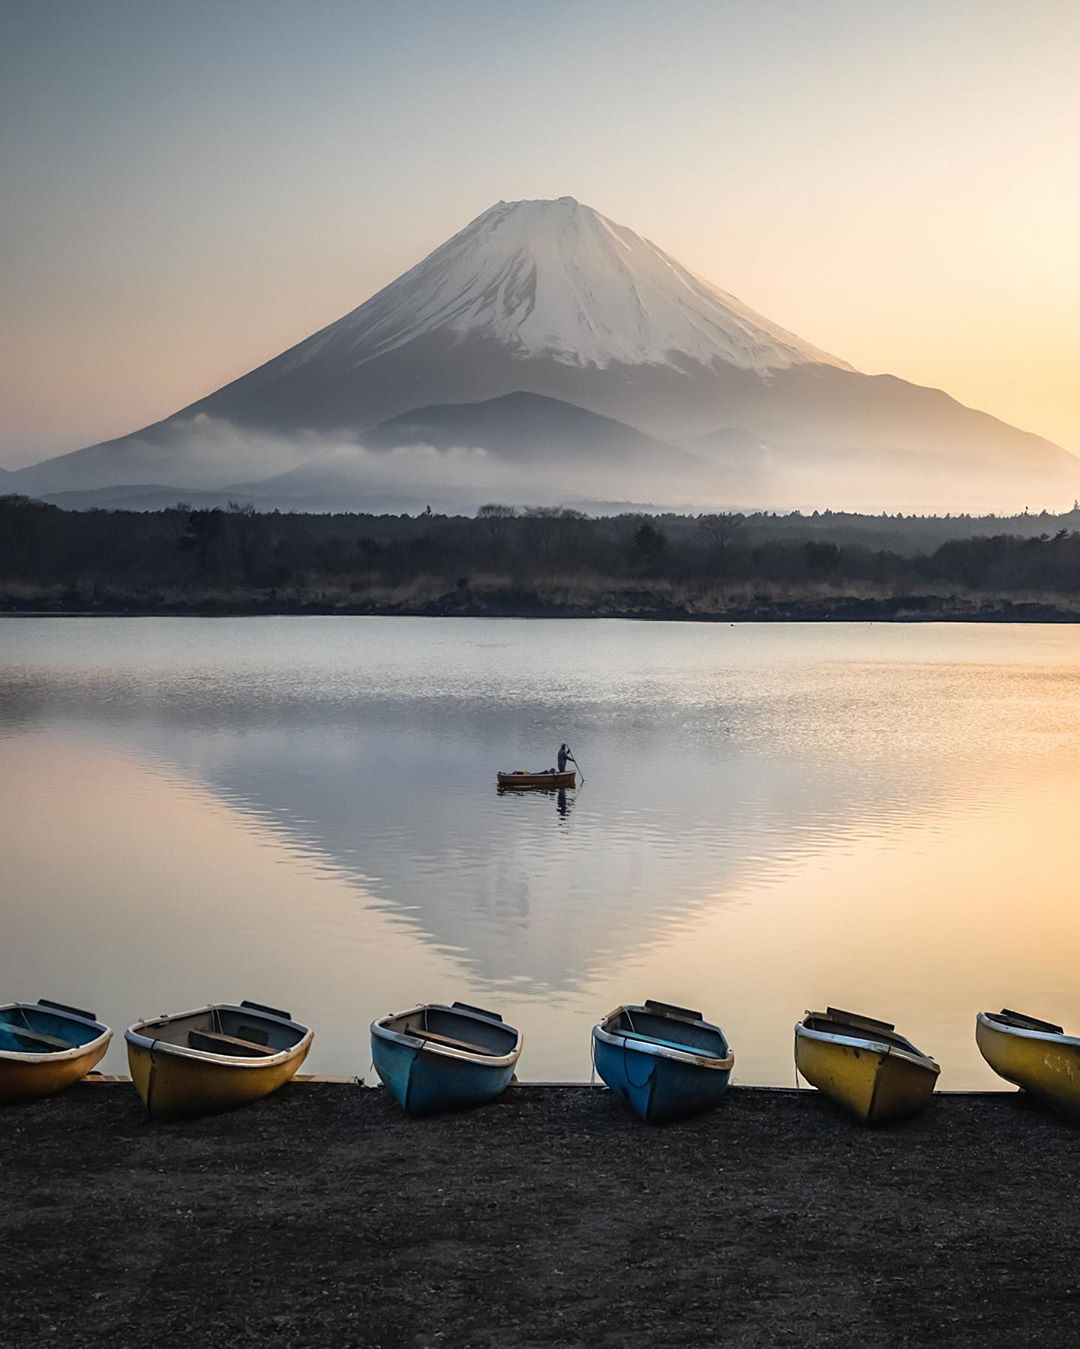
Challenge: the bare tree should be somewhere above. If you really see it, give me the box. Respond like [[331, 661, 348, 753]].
[[476, 503, 517, 561]]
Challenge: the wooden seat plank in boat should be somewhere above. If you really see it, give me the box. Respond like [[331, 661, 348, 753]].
[[616, 1028, 715, 1057], [996, 1008, 1065, 1034], [187, 1030, 276, 1057], [2, 1024, 74, 1051], [411, 1028, 497, 1056]]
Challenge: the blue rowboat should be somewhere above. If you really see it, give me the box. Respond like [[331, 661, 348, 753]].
[[592, 999, 734, 1124], [370, 1002, 522, 1116]]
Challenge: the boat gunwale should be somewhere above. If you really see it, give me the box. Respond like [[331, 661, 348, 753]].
[[371, 1003, 523, 1070], [976, 1010, 1080, 1052], [795, 1016, 941, 1076], [593, 1004, 734, 1073], [125, 1003, 314, 1071], [0, 1001, 113, 1067]]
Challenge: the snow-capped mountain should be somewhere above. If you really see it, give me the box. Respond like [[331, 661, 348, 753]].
[[10, 196, 1076, 508], [285, 196, 849, 375]]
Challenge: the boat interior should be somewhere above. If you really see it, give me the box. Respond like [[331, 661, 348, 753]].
[[137, 1003, 305, 1058], [0, 1001, 103, 1055], [605, 1002, 730, 1059], [985, 1009, 1066, 1035], [803, 1008, 926, 1056], [383, 1002, 519, 1058]]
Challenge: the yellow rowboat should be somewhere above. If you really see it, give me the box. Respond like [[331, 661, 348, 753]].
[[126, 1000, 313, 1120], [795, 1007, 940, 1126], [497, 770, 576, 790], [976, 1009, 1080, 1120], [0, 1000, 112, 1104]]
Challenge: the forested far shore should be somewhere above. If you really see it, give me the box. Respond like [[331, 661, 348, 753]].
[[5, 494, 1080, 620]]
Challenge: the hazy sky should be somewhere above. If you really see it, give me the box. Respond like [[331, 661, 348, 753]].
[[2, 0, 1077, 468]]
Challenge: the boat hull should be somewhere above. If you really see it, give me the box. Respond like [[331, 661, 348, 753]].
[[126, 1004, 312, 1120], [0, 1002, 112, 1105], [976, 1013, 1080, 1120], [371, 1003, 522, 1116], [795, 1014, 939, 1126], [0, 1041, 109, 1105], [592, 1036, 731, 1124], [498, 771, 576, 790], [372, 1036, 516, 1115]]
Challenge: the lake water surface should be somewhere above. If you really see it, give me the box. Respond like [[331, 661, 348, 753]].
[[3, 617, 1080, 1087]]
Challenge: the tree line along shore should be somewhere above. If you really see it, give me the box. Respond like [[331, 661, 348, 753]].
[[5, 493, 1080, 620]]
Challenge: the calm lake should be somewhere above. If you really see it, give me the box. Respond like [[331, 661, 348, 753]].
[[2, 616, 1079, 1088]]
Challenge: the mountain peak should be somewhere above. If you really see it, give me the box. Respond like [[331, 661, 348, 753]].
[[300, 196, 851, 375], [491, 195, 583, 212]]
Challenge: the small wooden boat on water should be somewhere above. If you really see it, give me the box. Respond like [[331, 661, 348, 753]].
[[0, 1000, 112, 1104], [371, 1001, 522, 1116], [795, 1007, 939, 1126], [592, 1000, 734, 1124], [125, 1001, 313, 1119], [976, 1009, 1080, 1120], [497, 770, 576, 790]]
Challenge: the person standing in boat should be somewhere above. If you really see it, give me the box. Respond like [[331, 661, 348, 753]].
[[557, 743, 576, 774]]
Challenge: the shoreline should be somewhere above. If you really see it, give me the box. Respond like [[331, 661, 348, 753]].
[[5, 1082, 1078, 1347], [4, 598, 1080, 623]]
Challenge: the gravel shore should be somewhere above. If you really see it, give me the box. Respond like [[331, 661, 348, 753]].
[[3, 1083, 1077, 1348]]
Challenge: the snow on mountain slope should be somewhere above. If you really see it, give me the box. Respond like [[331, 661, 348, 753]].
[[286, 197, 850, 375]]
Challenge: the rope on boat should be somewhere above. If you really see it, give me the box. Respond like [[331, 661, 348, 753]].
[[145, 1038, 160, 1119]]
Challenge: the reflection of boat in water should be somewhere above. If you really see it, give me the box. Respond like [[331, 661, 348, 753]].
[[371, 1001, 522, 1116], [126, 1000, 313, 1119], [795, 1007, 939, 1125], [592, 1000, 734, 1124], [497, 770, 576, 790], [0, 1000, 112, 1104], [976, 1009, 1080, 1120]]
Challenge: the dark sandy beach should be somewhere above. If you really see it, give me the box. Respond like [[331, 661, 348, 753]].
[[3, 1083, 1077, 1348]]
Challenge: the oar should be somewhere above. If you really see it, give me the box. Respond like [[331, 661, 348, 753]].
[[570, 749, 586, 784]]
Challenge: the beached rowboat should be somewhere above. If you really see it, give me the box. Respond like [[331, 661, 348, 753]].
[[0, 1000, 112, 1104], [371, 1001, 522, 1115], [795, 1007, 939, 1126], [497, 770, 576, 789], [125, 1001, 313, 1119], [976, 1009, 1080, 1120], [592, 1000, 734, 1124]]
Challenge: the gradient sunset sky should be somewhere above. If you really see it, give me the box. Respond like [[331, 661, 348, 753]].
[[2, 0, 1077, 469]]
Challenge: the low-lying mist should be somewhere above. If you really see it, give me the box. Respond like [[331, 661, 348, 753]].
[[29, 412, 1080, 518]]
